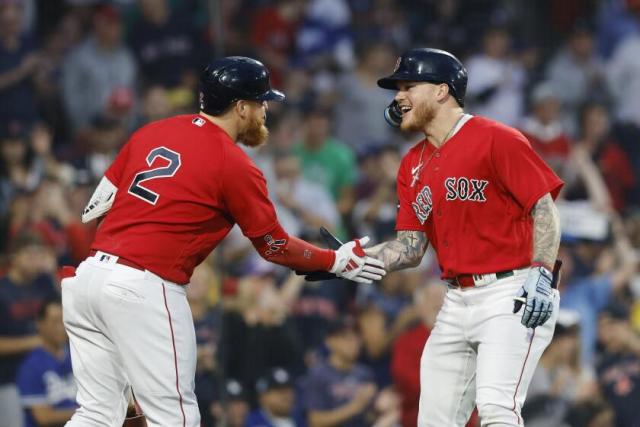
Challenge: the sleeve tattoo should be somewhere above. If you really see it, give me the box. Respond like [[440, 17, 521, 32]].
[[531, 193, 561, 269], [364, 231, 429, 271]]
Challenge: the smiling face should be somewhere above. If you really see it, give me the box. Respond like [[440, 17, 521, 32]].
[[394, 81, 450, 132]]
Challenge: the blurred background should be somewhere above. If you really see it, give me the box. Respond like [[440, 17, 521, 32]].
[[1, 0, 640, 426]]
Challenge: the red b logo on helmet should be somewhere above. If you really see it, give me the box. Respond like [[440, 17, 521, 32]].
[[393, 57, 402, 73]]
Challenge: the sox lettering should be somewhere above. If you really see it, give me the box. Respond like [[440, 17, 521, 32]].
[[445, 177, 489, 202]]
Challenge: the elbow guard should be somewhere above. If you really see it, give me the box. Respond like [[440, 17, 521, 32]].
[[82, 176, 117, 223]]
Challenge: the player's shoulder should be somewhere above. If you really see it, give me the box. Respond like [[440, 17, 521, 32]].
[[129, 114, 235, 155], [134, 115, 209, 136], [472, 115, 529, 146]]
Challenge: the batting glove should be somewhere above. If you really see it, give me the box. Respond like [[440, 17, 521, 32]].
[[513, 265, 554, 328], [330, 237, 386, 284]]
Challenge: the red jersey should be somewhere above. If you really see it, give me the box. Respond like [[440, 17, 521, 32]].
[[92, 115, 281, 284], [396, 116, 563, 279]]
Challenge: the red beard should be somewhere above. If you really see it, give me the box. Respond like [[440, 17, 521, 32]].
[[238, 115, 269, 147], [400, 101, 436, 133]]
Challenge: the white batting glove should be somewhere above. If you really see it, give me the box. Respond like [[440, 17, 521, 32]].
[[330, 236, 386, 284], [513, 266, 554, 328]]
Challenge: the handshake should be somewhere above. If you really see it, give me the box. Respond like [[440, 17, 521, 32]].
[[299, 227, 386, 284]]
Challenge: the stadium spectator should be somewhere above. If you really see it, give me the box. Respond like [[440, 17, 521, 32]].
[[352, 146, 401, 242], [14, 179, 92, 265], [357, 270, 417, 387], [524, 310, 598, 427], [0, 120, 40, 220], [16, 299, 76, 427], [250, 0, 304, 88], [137, 85, 174, 127], [221, 260, 301, 406], [62, 4, 136, 131], [290, 274, 351, 367], [545, 24, 604, 119], [559, 215, 637, 371], [271, 149, 338, 237], [209, 379, 250, 427], [305, 316, 377, 427], [293, 104, 357, 235], [573, 102, 636, 212], [129, 0, 201, 89], [597, 303, 640, 427], [246, 367, 297, 427], [466, 25, 527, 126], [334, 41, 397, 151], [0, 231, 58, 427], [0, 0, 40, 126], [391, 280, 446, 427], [564, 399, 614, 427], [72, 114, 127, 182], [520, 81, 573, 173], [188, 262, 221, 427], [0, 1, 639, 425], [295, 0, 354, 71]]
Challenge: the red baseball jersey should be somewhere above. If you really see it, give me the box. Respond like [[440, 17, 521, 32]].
[[91, 115, 280, 284], [396, 116, 563, 279]]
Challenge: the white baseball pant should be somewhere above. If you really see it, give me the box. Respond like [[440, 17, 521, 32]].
[[61, 252, 200, 427], [418, 269, 559, 427]]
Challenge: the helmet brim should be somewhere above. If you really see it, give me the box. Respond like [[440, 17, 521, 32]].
[[256, 89, 286, 102], [377, 72, 415, 90], [377, 73, 442, 90]]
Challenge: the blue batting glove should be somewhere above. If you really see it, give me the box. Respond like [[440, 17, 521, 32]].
[[513, 266, 554, 328]]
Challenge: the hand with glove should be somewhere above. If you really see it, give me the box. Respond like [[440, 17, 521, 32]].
[[513, 264, 556, 328], [297, 227, 386, 284], [330, 236, 386, 284]]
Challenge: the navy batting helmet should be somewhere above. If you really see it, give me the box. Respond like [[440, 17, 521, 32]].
[[199, 56, 285, 116], [377, 48, 467, 107]]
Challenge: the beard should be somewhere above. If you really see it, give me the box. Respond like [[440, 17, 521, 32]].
[[400, 100, 436, 133], [238, 114, 269, 147]]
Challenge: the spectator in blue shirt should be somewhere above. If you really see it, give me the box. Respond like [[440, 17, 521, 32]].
[[17, 299, 76, 427], [0, 1, 41, 126], [596, 303, 640, 427], [0, 231, 58, 427], [304, 317, 377, 427], [559, 216, 637, 371], [246, 367, 297, 427]]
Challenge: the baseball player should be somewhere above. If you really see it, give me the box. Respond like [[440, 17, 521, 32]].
[[368, 48, 564, 426], [60, 56, 385, 427]]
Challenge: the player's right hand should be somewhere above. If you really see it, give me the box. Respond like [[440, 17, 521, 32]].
[[330, 236, 386, 284], [513, 265, 554, 328]]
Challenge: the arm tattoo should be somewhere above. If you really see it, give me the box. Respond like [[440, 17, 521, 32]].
[[531, 194, 561, 269], [364, 231, 428, 271]]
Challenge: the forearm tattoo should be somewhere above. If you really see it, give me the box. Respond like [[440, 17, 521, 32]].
[[531, 194, 561, 269], [364, 231, 428, 271]]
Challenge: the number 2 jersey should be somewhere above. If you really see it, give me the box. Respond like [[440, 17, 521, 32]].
[[396, 115, 564, 279], [91, 115, 289, 284]]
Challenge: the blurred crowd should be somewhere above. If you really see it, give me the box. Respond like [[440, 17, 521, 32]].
[[1, 0, 640, 426]]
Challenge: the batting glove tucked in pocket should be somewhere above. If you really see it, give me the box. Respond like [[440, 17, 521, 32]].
[[513, 266, 554, 328]]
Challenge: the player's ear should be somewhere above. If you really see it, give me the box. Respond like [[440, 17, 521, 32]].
[[437, 83, 449, 103], [235, 100, 248, 119]]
